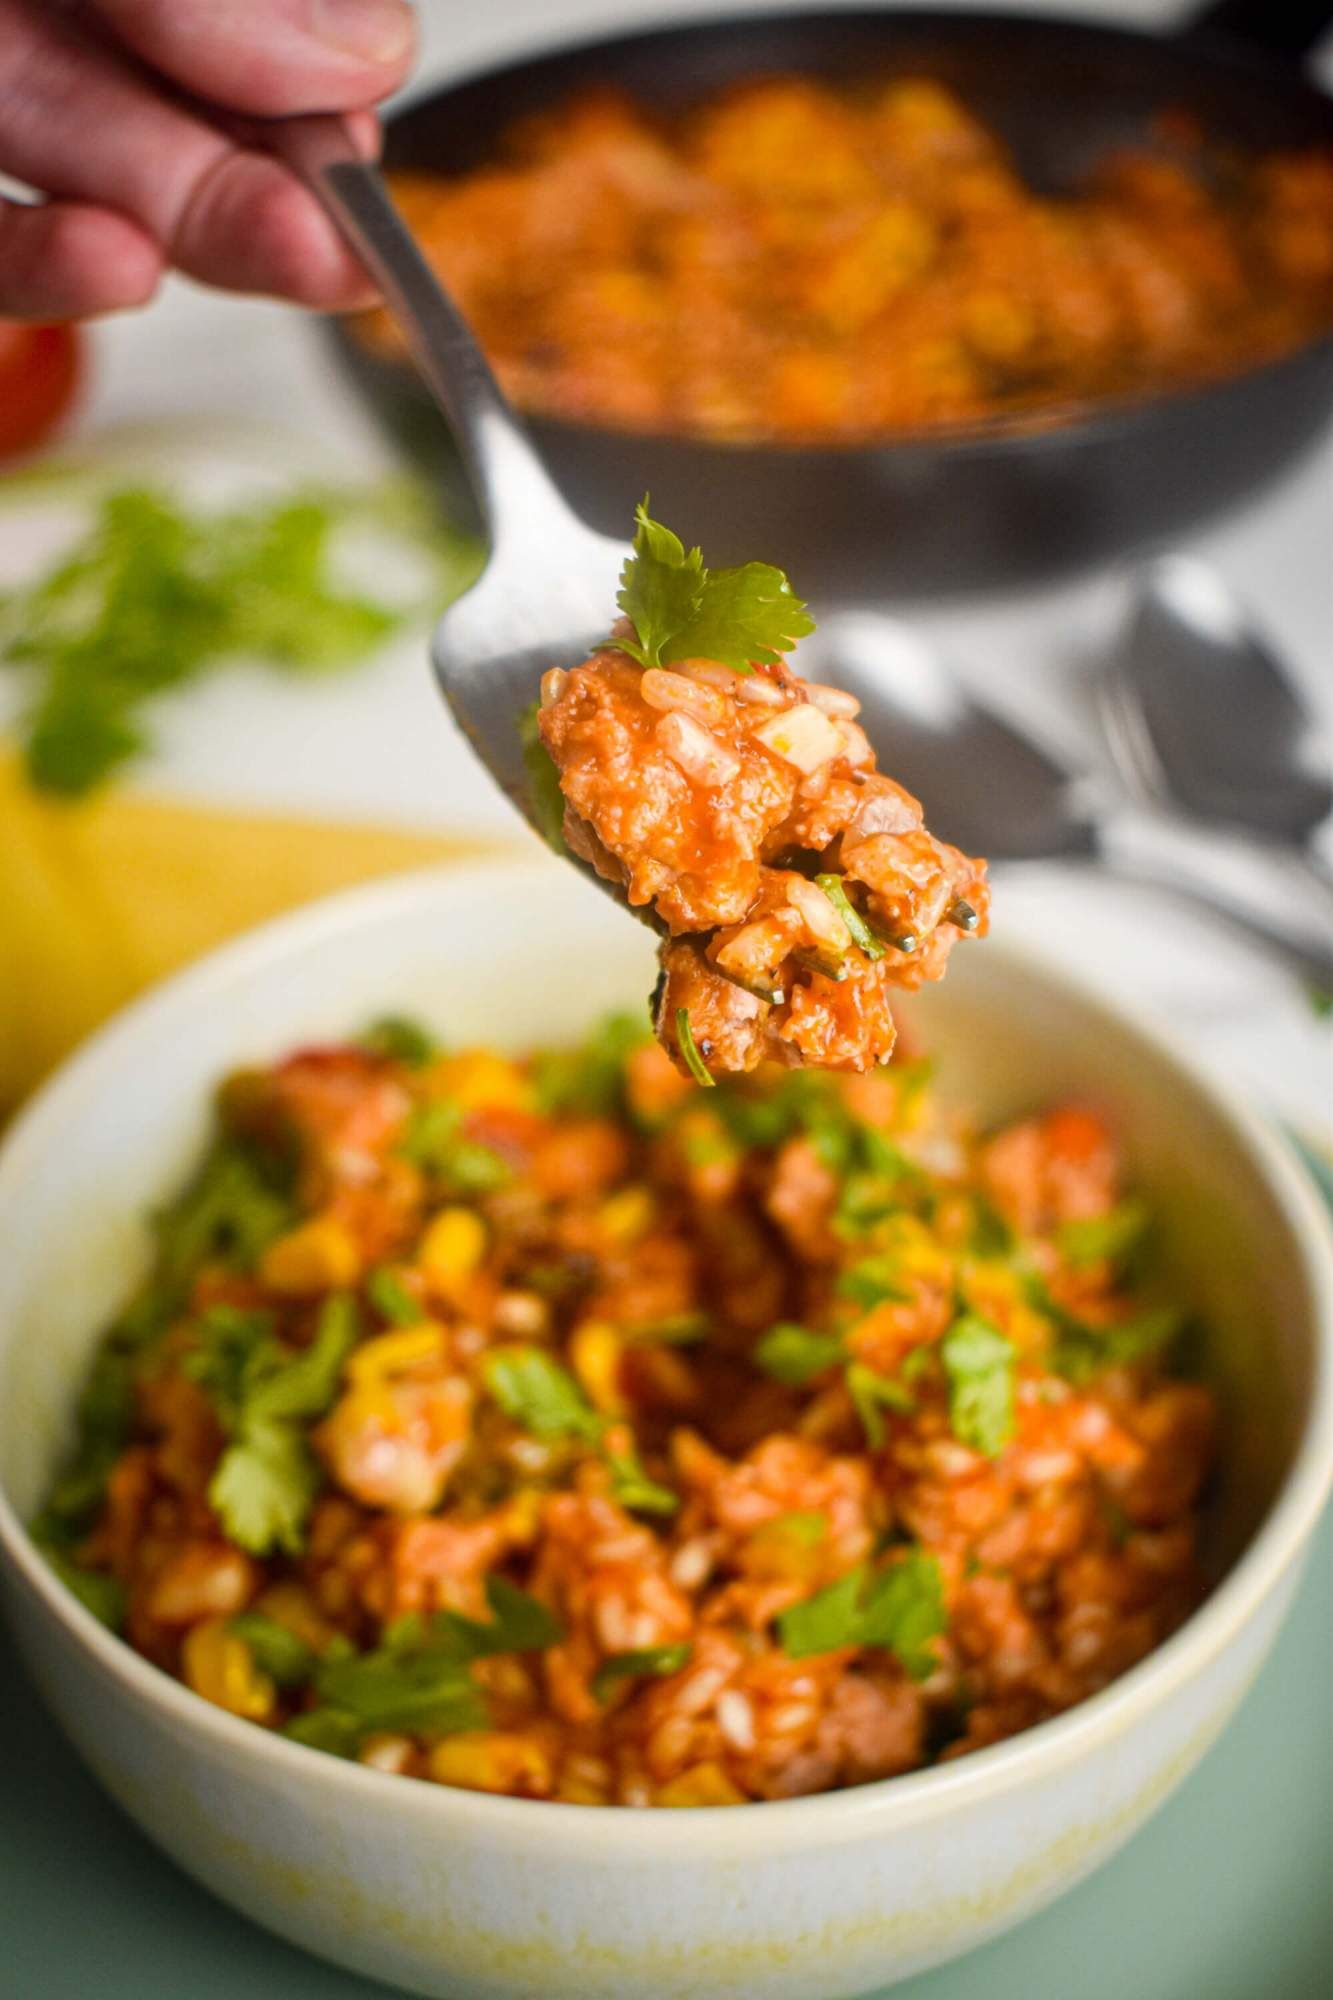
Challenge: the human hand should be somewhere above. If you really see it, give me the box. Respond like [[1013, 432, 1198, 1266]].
[[0, 0, 417, 318]]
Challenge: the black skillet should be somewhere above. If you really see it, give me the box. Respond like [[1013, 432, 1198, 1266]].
[[325, 0, 1333, 596]]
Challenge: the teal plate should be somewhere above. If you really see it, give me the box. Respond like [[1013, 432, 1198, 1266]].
[[4, 1155, 1331, 1999]]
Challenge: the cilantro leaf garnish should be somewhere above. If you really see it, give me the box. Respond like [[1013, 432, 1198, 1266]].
[[483, 1348, 604, 1443], [592, 1643, 692, 1703], [605, 1446, 679, 1516], [366, 1264, 425, 1327], [754, 1323, 845, 1386], [204, 1294, 359, 1555], [399, 1101, 511, 1195], [1, 481, 474, 797], [778, 1550, 944, 1681], [837, 1256, 913, 1312], [845, 1361, 915, 1446], [609, 500, 815, 675], [531, 1012, 650, 1119], [940, 1314, 1016, 1458], [520, 699, 568, 852], [36, 1546, 126, 1630], [293, 1576, 563, 1750], [228, 1612, 318, 1688], [1056, 1199, 1150, 1270], [358, 1015, 440, 1068]]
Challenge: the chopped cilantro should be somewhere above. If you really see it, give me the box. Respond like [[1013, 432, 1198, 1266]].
[[399, 1102, 511, 1195], [1055, 1306, 1184, 1384], [36, 1546, 126, 1630], [358, 1015, 440, 1067], [37, 1345, 137, 1534], [778, 1550, 945, 1681], [754, 1323, 845, 1386], [520, 699, 568, 852], [837, 1256, 912, 1312], [605, 1446, 679, 1517], [483, 1348, 603, 1443], [609, 500, 814, 676], [593, 1643, 692, 1703], [228, 1612, 317, 1688], [940, 1314, 1016, 1458], [530, 1012, 650, 1119], [846, 1361, 915, 1446], [298, 1576, 562, 1747], [205, 1294, 359, 1555], [626, 1311, 710, 1346], [0, 481, 473, 796], [1057, 1199, 1150, 1270], [366, 1265, 425, 1327]]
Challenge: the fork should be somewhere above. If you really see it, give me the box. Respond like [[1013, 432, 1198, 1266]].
[[274, 115, 628, 834]]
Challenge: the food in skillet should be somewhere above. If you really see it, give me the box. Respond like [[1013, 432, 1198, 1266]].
[[359, 79, 1333, 442], [534, 506, 987, 1080], [34, 1015, 1214, 1806]]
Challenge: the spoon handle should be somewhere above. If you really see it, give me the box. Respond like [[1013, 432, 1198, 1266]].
[[269, 114, 569, 546], [1097, 810, 1333, 993]]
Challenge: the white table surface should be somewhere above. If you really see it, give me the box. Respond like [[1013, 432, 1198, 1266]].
[[12, 0, 1333, 1125]]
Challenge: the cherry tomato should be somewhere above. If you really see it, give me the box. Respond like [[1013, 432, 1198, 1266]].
[[0, 322, 83, 461]]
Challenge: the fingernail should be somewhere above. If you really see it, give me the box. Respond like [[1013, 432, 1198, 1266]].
[[314, 0, 415, 66]]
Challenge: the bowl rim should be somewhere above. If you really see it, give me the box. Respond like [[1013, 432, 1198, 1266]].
[[1, 856, 1330, 1860]]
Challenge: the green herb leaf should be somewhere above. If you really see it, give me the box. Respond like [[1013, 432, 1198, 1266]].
[[609, 500, 814, 675], [39, 1345, 137, 1532], [520, 699, 568, 852], [1, 482, 468, 797], [778, 1550, 945, 1680], [358, 1015, 440, 1067], [483, 1347, 604, 1443], [1056, 1199, 1150, 1269], [625, 1311, 710, 1346], [531, 1013, 650, 1120], [37, 1546, 126, 1630], [754, 1323, 845, 1386], [605, 1446, 679, 1516], [940, 1314, 1016, 1458], [675, 1008, 716, 1089], [228, 1612, 317, 1688], [366, 1265, 425, 1327], [283, 1707, 362, 1757], [399, 1102, 511, 1195], [206, 1295, 359, 1555], [837, 1256, 913, 1312], [845, 1361, 915, 1446], [592, 1643, 692, 1703]]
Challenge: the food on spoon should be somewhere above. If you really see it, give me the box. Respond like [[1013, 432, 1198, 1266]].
[[359, 81, 1333, 442], [33, 1016, 1214, 1804], [537, 506, 988, 1078]]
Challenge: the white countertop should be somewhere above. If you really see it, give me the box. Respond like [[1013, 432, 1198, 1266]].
[[16, 0, 1333, 1124]]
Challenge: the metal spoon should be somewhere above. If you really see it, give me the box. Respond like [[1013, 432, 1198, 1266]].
[[1098, 557, 1333, 876], [274, 116, 627, 842], [808, 614, 1333, 992]]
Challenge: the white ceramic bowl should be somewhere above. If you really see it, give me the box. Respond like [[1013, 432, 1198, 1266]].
[[1, 858, 1330, 2000]]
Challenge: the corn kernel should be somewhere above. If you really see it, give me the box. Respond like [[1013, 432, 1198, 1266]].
[[427, 1732, 552, 1796], [596, 1185, 655, 1247], [182, 1617, 275, 1722], [419, 1208, 487, 1297], [260, 1214, 362, 1295], [557, 1776, 610, 1805], [431, 1051, 530, 1113], [347, 1324, 446, 1387], [656, 1761, 746, 1807], [570, 1320, 627, 1416]]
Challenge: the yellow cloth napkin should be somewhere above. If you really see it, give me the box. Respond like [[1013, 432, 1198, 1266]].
[[0, 749, 490, 1116]]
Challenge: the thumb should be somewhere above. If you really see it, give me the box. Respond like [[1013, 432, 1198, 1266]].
[[90, 0, 416, 117]]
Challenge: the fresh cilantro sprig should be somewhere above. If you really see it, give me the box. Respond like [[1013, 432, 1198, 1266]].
[[399, 1101, 511, 1196], [358, 1015, 441, 1068], [940, 1313, 1016, 1458], [754, 1323, 845, 1386], [198, 1294, 360, 1555], [482, 1347, 678, 1516], [531, 1012, 650, 1120], [287, 1577, 562, 1753], [778, 1549, 945, 1681], [609, 501, 815, 675], [592, 1643, 692, 1703], [1, 481, 478, 796]]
